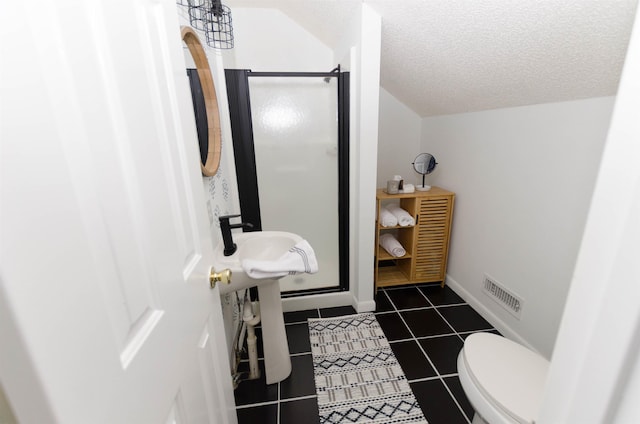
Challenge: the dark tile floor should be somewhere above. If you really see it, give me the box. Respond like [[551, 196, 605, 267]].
[[234, 284, 499, 424]]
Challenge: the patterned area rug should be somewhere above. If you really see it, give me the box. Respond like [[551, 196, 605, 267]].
[[309, 313, 427, 423]]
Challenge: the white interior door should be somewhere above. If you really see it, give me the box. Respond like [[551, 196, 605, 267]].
[[0, 0, 236, 423]]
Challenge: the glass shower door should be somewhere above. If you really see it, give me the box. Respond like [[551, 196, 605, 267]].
[[248, 76, 339, 292]]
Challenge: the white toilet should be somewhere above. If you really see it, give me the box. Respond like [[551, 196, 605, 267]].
[[457, 332, 549, 424]]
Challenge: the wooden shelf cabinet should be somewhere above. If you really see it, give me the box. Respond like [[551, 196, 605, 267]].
[[374, 187, 455, 290]]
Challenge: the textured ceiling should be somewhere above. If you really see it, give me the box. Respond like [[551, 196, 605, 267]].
[[227, 0, 638, 117]]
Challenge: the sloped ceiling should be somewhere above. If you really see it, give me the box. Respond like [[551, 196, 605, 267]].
[[226, 0, 638, 117]]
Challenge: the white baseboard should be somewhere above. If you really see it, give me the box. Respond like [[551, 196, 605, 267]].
[[446, 275, 537, 353], [355, 299, 376, 313], [282, 291, 375, 315], [282, 291, 353, 312]]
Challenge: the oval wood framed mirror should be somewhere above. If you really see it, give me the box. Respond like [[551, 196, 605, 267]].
[[181, 26, 221, 176]]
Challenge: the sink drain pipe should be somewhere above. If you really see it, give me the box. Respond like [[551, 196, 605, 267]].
[[243, 296, 261, 380]]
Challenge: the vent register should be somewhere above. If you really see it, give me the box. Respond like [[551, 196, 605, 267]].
[[482, 274, 523, 320]]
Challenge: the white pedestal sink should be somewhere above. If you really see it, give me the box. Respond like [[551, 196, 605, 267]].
[[213, 231, 303, 384]]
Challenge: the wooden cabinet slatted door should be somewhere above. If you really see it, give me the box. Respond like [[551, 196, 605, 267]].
[[413, 196, 454, 282]]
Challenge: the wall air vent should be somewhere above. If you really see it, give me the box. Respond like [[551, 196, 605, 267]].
[[482, 274, 523, 320]]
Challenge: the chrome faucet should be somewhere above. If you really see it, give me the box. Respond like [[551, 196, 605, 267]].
[[219, 214, 254, 256]]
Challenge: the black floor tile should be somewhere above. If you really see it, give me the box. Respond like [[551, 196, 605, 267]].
[[438, 305, 493, 333], [286, 323, 311, 354], [319, 305, 357, 318], [280, 354, 316, 399], [375, 312, 413, 341], [236, 403, 278, 424], [389, 340, 437, 380], [401, 309, 455, 337], [284, 309, 319, 324], [444, 376, 475, 422], [280, 397, 320, 424], [235, 287, 489, 424], [234, 360, 278, 406], [410, 379, 468, 424], [374, 290, 395, 312], [418, 335, 464, 375], [385, 287, 431, 310], [419, 285, 464, 306]]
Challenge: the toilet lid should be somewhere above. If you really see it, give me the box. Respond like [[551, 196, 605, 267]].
[[463, 333, 549, 424]]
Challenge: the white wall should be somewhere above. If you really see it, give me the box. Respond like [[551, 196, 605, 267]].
[[377, 87, 422, 188], [221, 8, 333, 71], [540, 8, 640, 420], [350, 4, 381, 312], [421, 97, 615, 357]]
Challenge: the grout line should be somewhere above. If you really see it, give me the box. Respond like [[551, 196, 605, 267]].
[[285, 320, 313, 326], [380, 289, 394, 312], [381, 291, 398, 314], [385, 293, 442, 378], [235, 400, 279, 409], [290, 351, 311, 357], [389, 332, 459, 344], [434, 302, 470, 308], [382, 290, 470, 422], [421, 294, 466, 341], [373, 310, 400, 317], [386, 304, 434, 313], [387, 287, 472, 424], [440, 375, 472, 424], [276, 380, 281, 424], [438, 372, 460, 379], [418, 290, 460, 337], [406, 375, 443, 383], [279, 394, 318, 403], [414, 333, 464, 342], [458, 328, 496, 336]]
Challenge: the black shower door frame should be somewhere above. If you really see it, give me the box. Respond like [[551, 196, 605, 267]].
[[224, 69, 350, 296]]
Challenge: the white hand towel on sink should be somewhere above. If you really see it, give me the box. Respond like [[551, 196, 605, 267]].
[[379, 233, 406, 257], [379, 207, 398, 227], [242, 239, 319, 279], [386, 205, 415, 227]]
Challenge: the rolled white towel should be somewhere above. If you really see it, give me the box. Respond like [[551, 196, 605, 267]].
[[379, 233, 406, 257], [379, 208, 398, 227], [386, 205, 415, 227]]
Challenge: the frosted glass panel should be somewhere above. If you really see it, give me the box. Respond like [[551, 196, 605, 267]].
[[249, 77, 339, 292]]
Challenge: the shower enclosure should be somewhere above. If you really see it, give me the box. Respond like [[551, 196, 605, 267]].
[[225, 69, 349, 295]]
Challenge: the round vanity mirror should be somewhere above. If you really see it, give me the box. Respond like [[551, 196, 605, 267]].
[[181, 26, 221, 176], [412, 153, 438, 191]]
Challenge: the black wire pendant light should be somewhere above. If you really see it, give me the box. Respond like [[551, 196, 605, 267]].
[[177, 0, 234, 50]]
